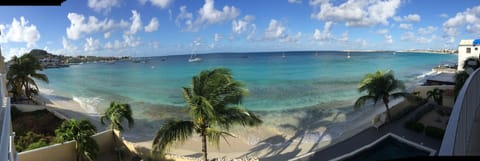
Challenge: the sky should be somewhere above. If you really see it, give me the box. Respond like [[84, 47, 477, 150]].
[[0, 0, 479, 60]]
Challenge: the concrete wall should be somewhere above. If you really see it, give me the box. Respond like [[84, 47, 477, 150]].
[[413, 85, 455, 107], [12, 104, 69, 120], [18, 130, 115, 161]]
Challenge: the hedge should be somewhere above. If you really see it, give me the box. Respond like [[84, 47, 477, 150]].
[[404, 119, 425, 133], [425, 126, 445, 140]]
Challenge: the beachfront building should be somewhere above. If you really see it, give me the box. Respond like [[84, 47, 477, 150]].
[[457, 39, 480, 71]]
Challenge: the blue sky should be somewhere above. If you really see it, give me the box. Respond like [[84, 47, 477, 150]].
[[0, 0, 479, 59]]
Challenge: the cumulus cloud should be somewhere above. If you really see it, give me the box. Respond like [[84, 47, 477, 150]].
[[140, 0, 174, 9], [281, 32, 302, 43], [313, 21, 332, 41], [2, 17, 41, 47], [376, 29, 392, 44], [264, 19, 286, 40], [310, 0, 401, 27], [417, 26, 437, 35], [399, 23, 412, 30], [214, 33, 222, 42], [88, 0, 121, 14], [401, 31, 437, 44], [144, 17, 159, 32], [127, 10, 143, 35], [443, 5, 480, 38], [84, 37, 102, 52], [66, 13, 117, 40], [176, 0, 239, 32], [232, 15, 255, 34], [62, 37, 78, 51], [393, 14, 421, 22]]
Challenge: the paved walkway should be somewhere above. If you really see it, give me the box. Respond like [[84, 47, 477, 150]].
[[305, 102, 442, 161]]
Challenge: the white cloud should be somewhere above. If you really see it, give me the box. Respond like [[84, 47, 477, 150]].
[[144, 17, 159, 32], [439, 13, 448, 18], [394, 14, 421, 22], [104, 40, 124, 50], [288, 0, 301, 4], [310, 0, 401, 27], [214, 33, 222, 42], [376, 29, 389, 35], [264, 19, 286, 40], [84, 37, 101, 52], [313, 21, 332, 41], [62, 37, 78, 51], [232, 15, 254, 34], [2, 17, 40, 47], [281, 32, 302, 43], [176, 0, 239, 32], [175, 6, 194, 31], [127, 10, 143, 35], [66, 13, 118, 40], [385, 35, 393, 44], [376, 29, 392, 44], [141, 0, 174, 9], [338, 32, 349, 42], [123, 35, 141, 47], [401, 31, 437, 44], [104, 31, 112, 39], [88, 0, 120, 14], [443, 5, 480, 37], [417, 26, 437, 35], [399, 23, 412, 30]]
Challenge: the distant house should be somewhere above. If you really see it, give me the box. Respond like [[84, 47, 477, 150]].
[[457, 39, 480, 71]]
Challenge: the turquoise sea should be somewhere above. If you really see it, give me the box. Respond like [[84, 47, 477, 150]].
[[37, 51, 456, 126]]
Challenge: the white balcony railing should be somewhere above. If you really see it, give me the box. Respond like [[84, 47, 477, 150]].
[[0, 73, 15, 161], [440, 68, 480, 155]]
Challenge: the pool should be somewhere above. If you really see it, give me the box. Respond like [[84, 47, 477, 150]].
[[331, 133, 436, 161]]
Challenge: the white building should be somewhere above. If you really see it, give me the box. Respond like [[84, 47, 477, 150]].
[[457, 39, 480, 71]]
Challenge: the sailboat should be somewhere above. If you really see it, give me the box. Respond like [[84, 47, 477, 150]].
[[347, 50, 351, 59], [188, 49, 202, 62], [282, 52, 286, 59]]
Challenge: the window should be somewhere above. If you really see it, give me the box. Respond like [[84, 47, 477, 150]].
[[467, 47, 471, 53]]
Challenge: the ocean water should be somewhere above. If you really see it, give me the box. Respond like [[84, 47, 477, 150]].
[[37, 51, 456, 123]]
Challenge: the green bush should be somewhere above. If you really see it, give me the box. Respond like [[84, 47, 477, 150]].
[[15, 132, 44, 152], [11, 105, 22, 119], [25, 139, 49, 151], [404, 120, 425, 133], [425, 126, 445, 140]]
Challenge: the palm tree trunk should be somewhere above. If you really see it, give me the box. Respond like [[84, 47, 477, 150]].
[[113, 130, 121, 161], [201, 125, 208, 161], [383, 97, 392, 122]]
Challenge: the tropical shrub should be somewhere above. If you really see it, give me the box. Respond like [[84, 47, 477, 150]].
[[425, 126, 445, 140]]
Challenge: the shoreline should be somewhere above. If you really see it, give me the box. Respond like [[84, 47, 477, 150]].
[[32, 69, 444, 160], [35, 87, 408, 160]]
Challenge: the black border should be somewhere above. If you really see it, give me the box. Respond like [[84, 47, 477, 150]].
[[0, 0, 66, 6]]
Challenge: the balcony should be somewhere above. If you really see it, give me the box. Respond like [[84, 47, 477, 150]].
[[440, 68, 480, 155]]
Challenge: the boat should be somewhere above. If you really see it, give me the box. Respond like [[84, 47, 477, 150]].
[[347, 51, 351, 59], [282, 52, 286, 58], [188, 50, 202, 62]]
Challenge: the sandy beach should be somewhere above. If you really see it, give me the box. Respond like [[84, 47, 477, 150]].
[[31, 86, 415, 161]]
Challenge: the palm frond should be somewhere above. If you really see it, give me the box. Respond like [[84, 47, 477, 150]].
[[205, 127, 236, 149], [152, 119, 195, 155], [354, 95, 376, 109]]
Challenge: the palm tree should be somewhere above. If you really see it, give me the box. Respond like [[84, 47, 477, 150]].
[[55, 119, 99, 161], [152, 68, 262, 161], [100, 101, 134, 161], [354, 70, 411, 122], [427, 88, 444, 105], [453, 71, 469, 100], [7, 53, 48, 103]]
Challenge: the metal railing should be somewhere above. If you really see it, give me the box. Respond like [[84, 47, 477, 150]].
[[440, 68, 480, 155], [0, 73, 15, 161]]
